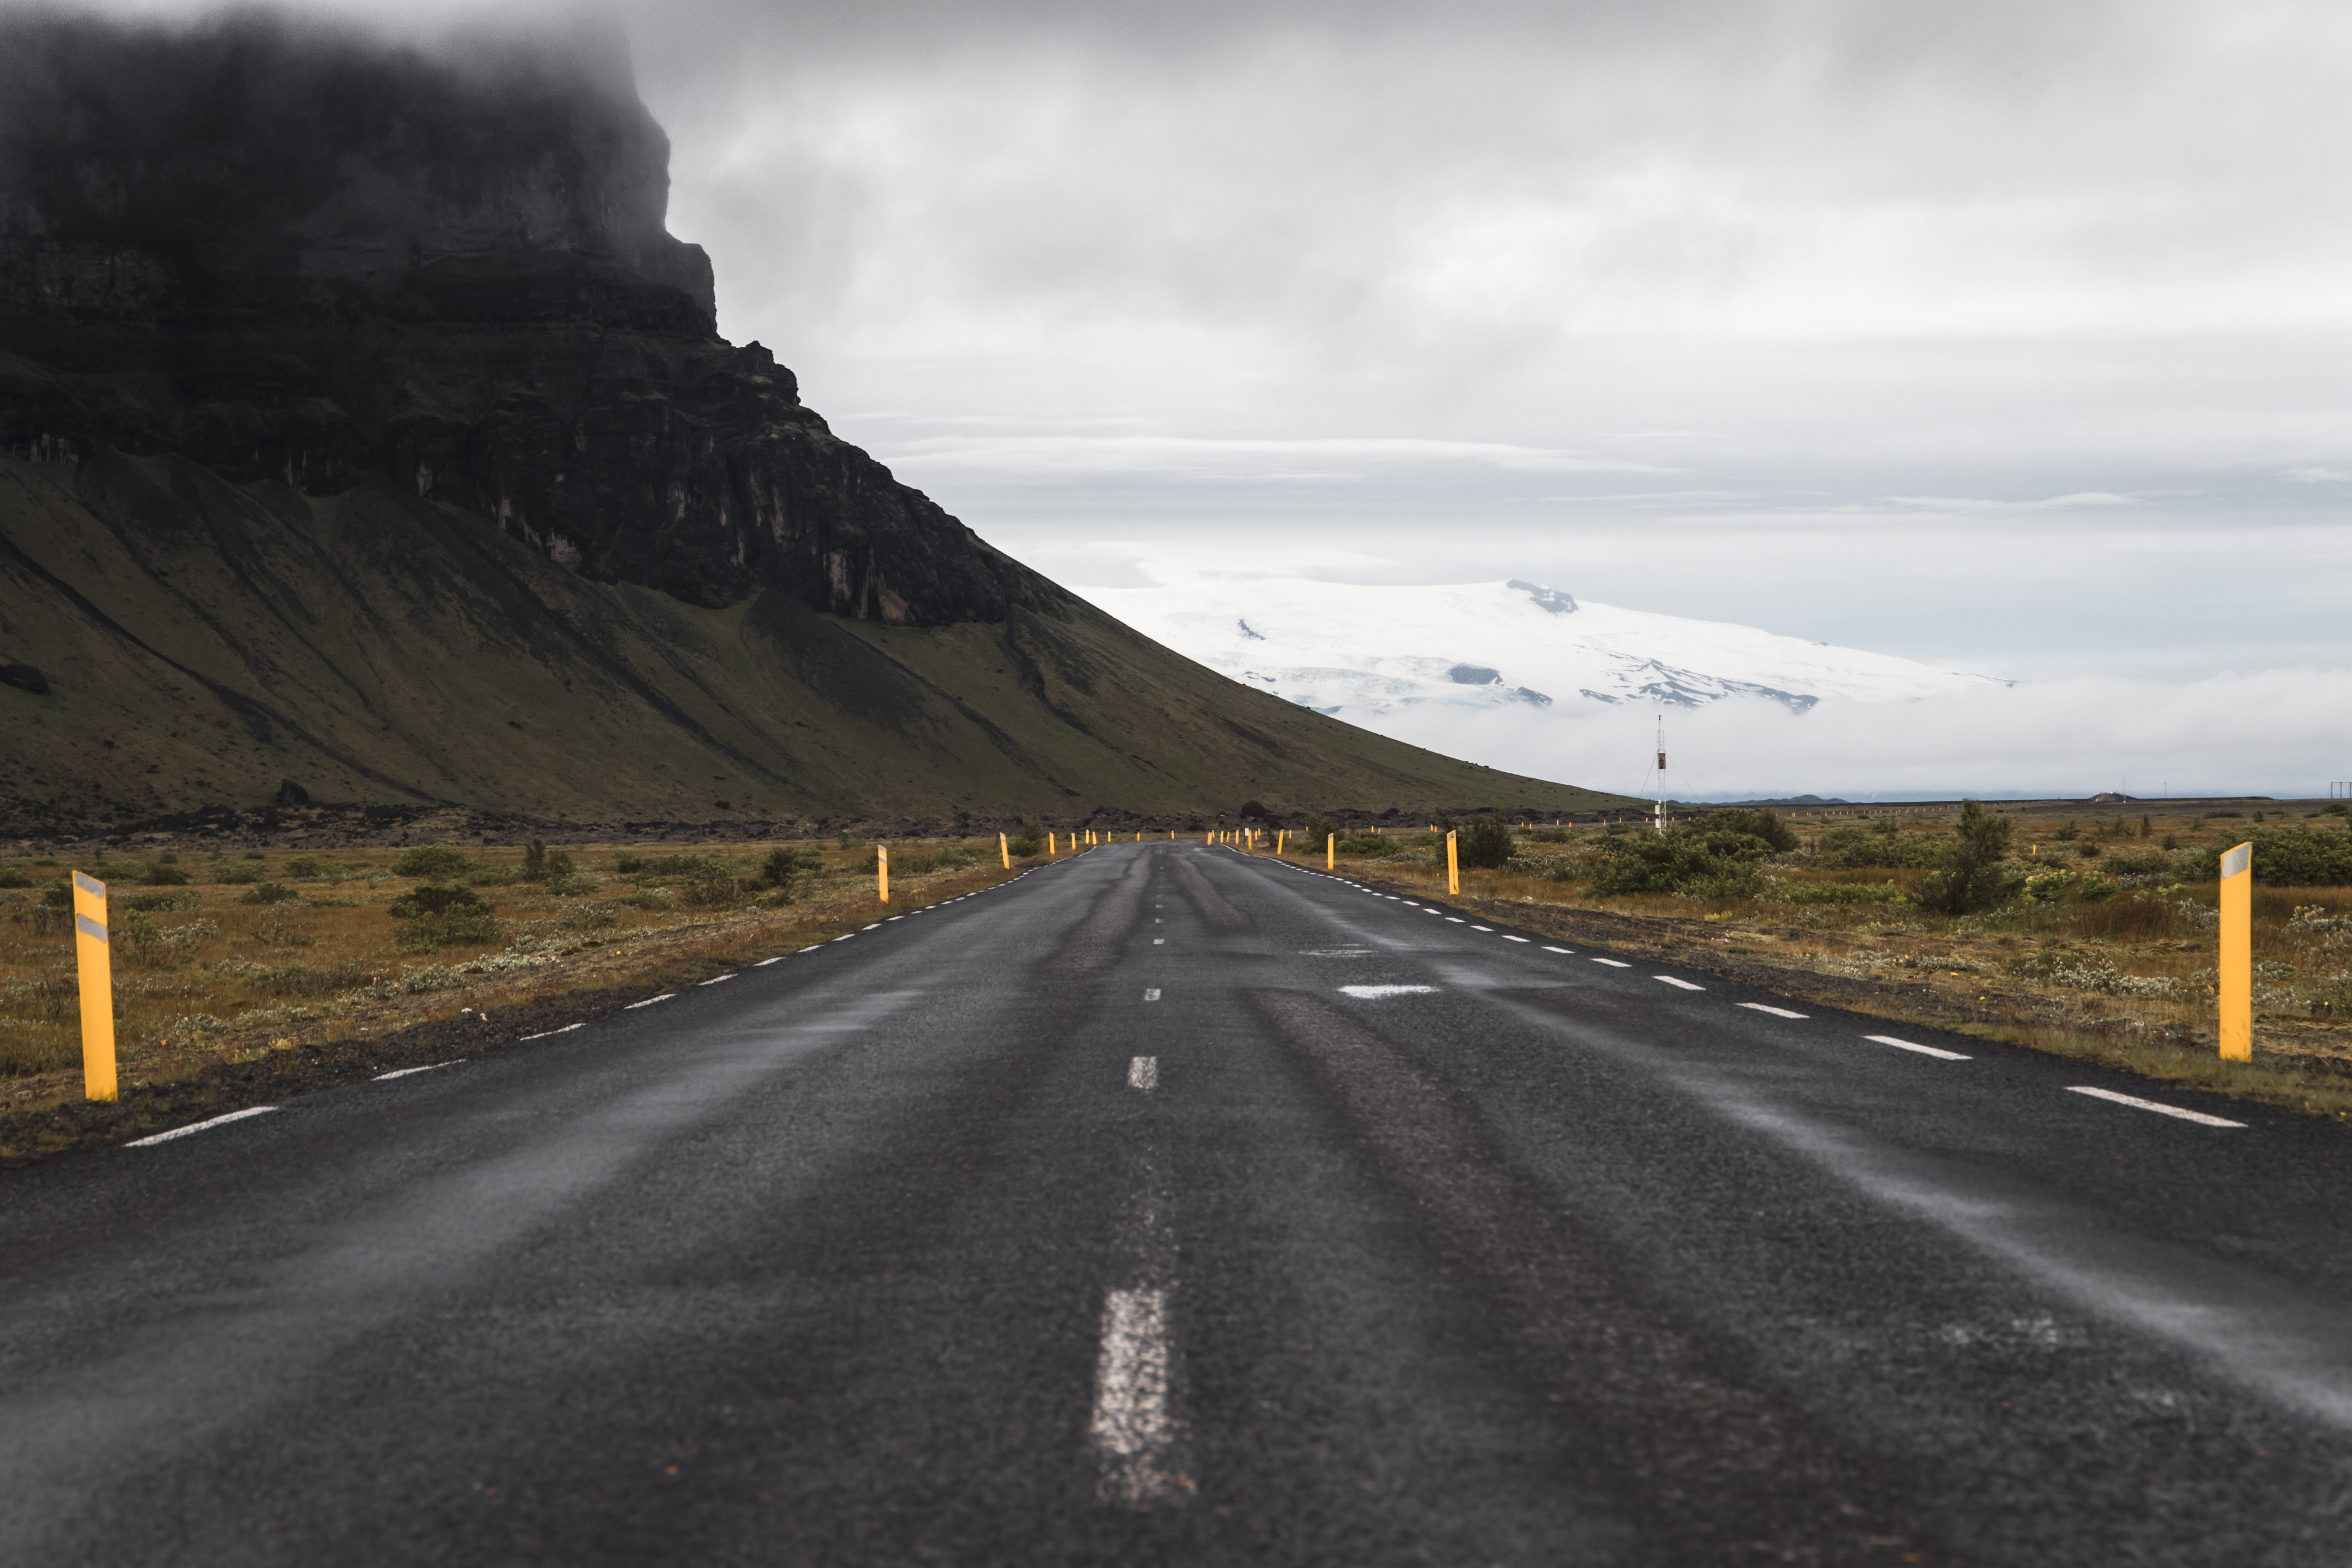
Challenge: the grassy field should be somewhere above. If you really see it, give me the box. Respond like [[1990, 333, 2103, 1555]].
[[0, 833, 1063, 1118], [9, 804, 2351, 1144], [1269, 801, 2352, 1118]]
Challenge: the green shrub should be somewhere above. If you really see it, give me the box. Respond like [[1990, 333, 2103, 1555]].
[[1816, 827, 1945, 870], [1761, 879, 1905, 905], [2053, 821, 2081, 840], [134, 862, 190, 886], [393, 845, 473, 879], [1456, 820, 1517, 870], [1335, 835, 1401, 858], [1703, 808, 1799, 853], [239, 882, 299, 905], [2106, 849, 2172, 878], [125, 889, 203, 912], [751, 847, 818, 900], [386, 884, 499, 951], [521, 839, 576, 882], [1303, 816, 1340, 850], [2190, 825, 2352, 886], [2076, 875, 2118, 902], [1589, 831, 1759, 898], [1915, 799, 2014, 916], [2021, 870, 2073, 902], [0, 865, 29, 889], [2076, 841, 2102, 859], [211, 862, 264, 885], [680, 874, 745, 909]]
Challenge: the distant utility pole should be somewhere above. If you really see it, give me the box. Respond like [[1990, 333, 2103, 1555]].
[[1654, 714, 1666, 835]]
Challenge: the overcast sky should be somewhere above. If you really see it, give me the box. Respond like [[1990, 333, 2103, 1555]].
[[48, 0, 2352, 793], [617, 0, 2352, 690]]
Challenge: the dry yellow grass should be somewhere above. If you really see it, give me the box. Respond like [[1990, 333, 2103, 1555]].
[[1271, 805, 2352, 1119], [0, 834, 1054, 1116]]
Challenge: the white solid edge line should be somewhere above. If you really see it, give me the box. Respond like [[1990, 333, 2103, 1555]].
[[126, 1106, 279, 1147], [521, 1023, 585, 1040], [1863, 1033, 1971, 1061], [2067, 1085, 2246, 1128], [1542, 945, 1573, 954], [1590, 958, 1631, 968], [1737, 1002, 1809, 1018], [626, 992, 677, 1008], [1653, 975, 1705, 991], [374, 1060, 465, 1080]]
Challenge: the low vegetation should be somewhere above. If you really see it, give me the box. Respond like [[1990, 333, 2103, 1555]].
[[1283, 802, 2352, 1117], [0, 833, 1058, 1114]]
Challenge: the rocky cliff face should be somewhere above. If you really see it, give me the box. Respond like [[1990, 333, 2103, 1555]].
[[0, 12, 1054, 621]]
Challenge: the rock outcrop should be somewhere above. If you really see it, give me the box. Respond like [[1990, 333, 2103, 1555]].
[[0, 12, 1051, 620], [0, 14, 1605, 828]]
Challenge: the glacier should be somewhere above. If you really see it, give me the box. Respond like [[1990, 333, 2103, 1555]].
[[1082, 575, 2005, 727]]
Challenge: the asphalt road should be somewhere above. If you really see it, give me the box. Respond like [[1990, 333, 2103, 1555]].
[[7, 842, 2352, 1565]]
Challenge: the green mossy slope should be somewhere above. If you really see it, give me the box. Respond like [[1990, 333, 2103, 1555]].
[[0, 450, 1630, 828]]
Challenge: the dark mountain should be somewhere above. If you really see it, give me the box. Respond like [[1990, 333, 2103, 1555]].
[[0, 13, 1626, 829]]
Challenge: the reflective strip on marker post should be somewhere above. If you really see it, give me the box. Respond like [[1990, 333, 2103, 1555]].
[[2219, 840, 2252, 1062], [72, 870, 116, 1101]]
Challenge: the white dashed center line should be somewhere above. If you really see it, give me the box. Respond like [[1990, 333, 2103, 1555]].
[[625, 992, 676, 1008], [1091, 1288, 1181, 1504], [126, 1106, 279, 1147], [1864, 1034, 1971, 1061], [1153, 938, 1164, 944], [374, 1060, 464, 1080], [1144, 988, 1162, 1001], [521, 1023, 583, 1040], [1340, 984, 1439, 998], [1653, 975, 1705, 991], [755, 956, 786, 966], [2066, 1085, 2245, 1127], [1738, 1002, 1808, 1019], [699, 974, 735, 985], [1128, 1057, 1159, 1091]]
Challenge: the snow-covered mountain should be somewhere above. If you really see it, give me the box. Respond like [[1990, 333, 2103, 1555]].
[[1082, 576, 2005, 731]]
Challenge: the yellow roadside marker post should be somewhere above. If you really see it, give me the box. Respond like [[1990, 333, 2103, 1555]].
[[1276, 830, 1285, 854], [1049, 832, 1057, 855], [1000, 832, 1011, 868], [2220, 841, 2252, 1062], [1446, 830, 1459, 896], [878, 845, 890, 903], [72, 870, 116, 1102], [1326, 833, 1335, 870]]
